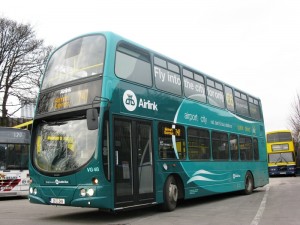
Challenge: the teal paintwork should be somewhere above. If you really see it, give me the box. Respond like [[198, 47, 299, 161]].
[[29, 32, 269, 211]]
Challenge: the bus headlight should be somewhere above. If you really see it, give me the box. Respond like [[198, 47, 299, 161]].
[[29, 187, 38, 195], [80, 188, 95, 197], [80, 188, 86, 197], [87, 188, 95, 197]]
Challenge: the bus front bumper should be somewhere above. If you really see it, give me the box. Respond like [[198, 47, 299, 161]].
[[269, 165, 296, 175], [29, 193, 110, 208], [28, 184, 112, 209]]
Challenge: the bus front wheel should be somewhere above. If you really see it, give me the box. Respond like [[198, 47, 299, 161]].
[[161, 175, 178, 211], [243, 171, 254, 195]]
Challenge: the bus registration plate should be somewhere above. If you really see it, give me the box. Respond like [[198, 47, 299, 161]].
[[50, 198, 65, 205]]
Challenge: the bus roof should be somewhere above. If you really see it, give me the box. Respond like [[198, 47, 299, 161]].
[[53, 31, 260, 101], [266, 130, 291, 135]]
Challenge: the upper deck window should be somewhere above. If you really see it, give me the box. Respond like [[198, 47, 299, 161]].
[[42, 35, 105, 89], [115, 44, 152, 86], [249, 96, 261, 120], [224, 85, 235, 112], [154, 57, 182, 96], [235, 90, 249, 117], [183, 68, 206, 103], [206, 79, 225, 108], [267, 132, 292, 143]]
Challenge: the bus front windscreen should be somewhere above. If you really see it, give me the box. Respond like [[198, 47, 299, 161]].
[[34, 118, 98, 173], [268, 152, 294, 163], [42, 35, 106, 89], [0, 143, 29, 170]]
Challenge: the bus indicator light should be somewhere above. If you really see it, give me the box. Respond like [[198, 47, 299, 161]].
[[92, 178, 99, 185]]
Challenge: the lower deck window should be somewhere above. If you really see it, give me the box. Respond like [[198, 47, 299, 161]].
[[212, 132, 229, 160], [158, 123, 186, 159], [230, 134, 239, 161], [187, 128, 210, 160], [240, 136, 253, 160]]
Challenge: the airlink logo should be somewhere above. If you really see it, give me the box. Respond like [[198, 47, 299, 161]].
[[123, 90, 158, 112]]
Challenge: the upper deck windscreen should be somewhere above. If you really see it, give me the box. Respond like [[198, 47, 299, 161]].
[[42, 35, 105, 89], [267, 132, 292, 143]]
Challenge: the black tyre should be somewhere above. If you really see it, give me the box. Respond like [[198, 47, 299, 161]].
[[161, 175, 178, 211], [243, 171, 254, 195]]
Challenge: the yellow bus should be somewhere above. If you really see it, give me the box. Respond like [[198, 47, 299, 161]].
[[266, 130, 296, 176], [13, 120, 33, 131]]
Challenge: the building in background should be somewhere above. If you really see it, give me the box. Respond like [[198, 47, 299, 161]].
[[21, 102, 35, 118], [0, 100, 34, 127]]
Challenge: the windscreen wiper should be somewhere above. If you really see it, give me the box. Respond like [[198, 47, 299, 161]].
[[280, 154, 288, 163], [47, 121, 67, 126], [274, 156, 282, 164], [42, 115, 85, 126]]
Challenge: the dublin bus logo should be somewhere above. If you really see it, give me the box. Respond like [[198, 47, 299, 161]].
[[123, 90, 137, 111]]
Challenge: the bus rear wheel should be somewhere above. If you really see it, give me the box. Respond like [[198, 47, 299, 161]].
[[161, 175, 178, 211], [243, 171, 254, 195]]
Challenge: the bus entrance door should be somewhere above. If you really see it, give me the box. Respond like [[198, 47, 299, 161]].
[[114, 119, 154, 208]]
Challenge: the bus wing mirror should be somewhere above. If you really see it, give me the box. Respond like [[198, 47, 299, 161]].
[[87, 108, 99, 130]]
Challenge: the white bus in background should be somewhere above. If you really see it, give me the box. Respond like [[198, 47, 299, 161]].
[[0, 127, 30, 197]]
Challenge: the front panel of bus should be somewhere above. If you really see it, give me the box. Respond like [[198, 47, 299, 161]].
[[267, 131, 296, 175], [0, 128, 30, 197], [29, 34, 113, 209]]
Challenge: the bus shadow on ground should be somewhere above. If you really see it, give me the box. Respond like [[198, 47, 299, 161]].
[[177, 188, 265, 209], [0, 196, 27, 201], [39, 207, 156, 224], [38, 189, 265, 224]]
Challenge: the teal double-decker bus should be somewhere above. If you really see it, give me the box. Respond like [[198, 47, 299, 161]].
[[28, 32, 269, 211]]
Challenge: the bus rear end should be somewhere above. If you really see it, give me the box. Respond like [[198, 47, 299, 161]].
[[267, 130, 296, 176]]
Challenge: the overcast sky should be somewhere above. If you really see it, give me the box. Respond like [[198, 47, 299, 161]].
[[1, 0, 300, 132]]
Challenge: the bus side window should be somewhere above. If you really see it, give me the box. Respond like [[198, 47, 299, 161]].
[[188, 127, 210, 160], [115, 44, 152, 86], [159, 141, 176, 159], [225, 86, 235, 112], [240, 136, 253, 160], [235, 91, 249, 117], [230, 134, 239, 161], [212, 131, 229, 160], [253, 138, 259, 160], [158, 123, 186, 160], [0, 144, 6, 169], [206, 79, 225, 108]]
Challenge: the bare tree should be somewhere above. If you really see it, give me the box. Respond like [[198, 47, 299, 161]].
[[0, 17, 52, 118], [289, 92, 300, 142]]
